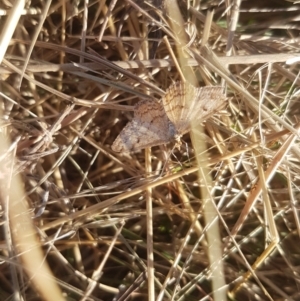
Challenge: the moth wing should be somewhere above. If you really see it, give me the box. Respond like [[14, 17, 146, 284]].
[[112, 99, 172, 152], [163, 81, 227, 135]]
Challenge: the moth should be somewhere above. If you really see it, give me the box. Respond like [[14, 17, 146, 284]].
[[112, 81, 227, 152]]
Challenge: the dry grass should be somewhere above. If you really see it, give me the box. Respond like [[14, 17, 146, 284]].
[[1, 1, 300, 300]]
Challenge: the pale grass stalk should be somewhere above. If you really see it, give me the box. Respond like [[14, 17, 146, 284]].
[[101, 2, 128, 60], [201, 9, 213, 46], [160, 2, 226, 300], [258, 63, 273, 143], [145, 150, 155, 301], [163, 36, 186, 82], [18, 0, 52, 89], [80, 0, 88, 63], [225, 0, 242, 56], [98, 0, 118, 42], [287, 168, 300, 236], [0, 116, 64, 300], [199, 9, 215, 85], [0, 0, 25, 63]]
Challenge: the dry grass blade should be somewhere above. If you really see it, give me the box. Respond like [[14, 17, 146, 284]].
[[1, 1, 300, 301]]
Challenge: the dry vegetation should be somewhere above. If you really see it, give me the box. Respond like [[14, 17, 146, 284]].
[[1, 0, 300, 300]]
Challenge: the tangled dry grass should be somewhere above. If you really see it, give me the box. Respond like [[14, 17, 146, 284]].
[[1, 1, 300, 300]]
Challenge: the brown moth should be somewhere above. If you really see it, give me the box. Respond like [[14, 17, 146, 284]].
[[112, 81, 227, 152]]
